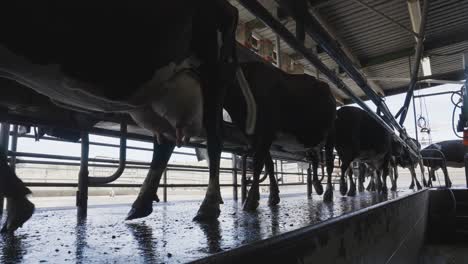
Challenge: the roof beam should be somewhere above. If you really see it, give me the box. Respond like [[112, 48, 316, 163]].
[[309, 7, 386, 96], [343, 69, 465, 104], [361, 28, 468, 68]]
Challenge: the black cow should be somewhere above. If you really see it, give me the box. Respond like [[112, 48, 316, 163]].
[[0, 1, 238, 232], [335, 106, 392, 195], [224, 62, 336, 207], [421, 140, 464, 187], [392, 138, 425, 190]]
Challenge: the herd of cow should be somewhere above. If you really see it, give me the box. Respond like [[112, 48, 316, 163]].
[[0, 2, 464, 234]]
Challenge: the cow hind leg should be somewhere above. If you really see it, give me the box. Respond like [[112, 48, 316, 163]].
[[442, 166, 452, 188], [419, 160, 427, 187], [311, 152, 324, 195], [266, 153, 280, 206], [244, 142, 272, 211], [357, 163, 365, 193], [323, 136, 335, 202], [409, 166, 422, 190], [347, 168, 357, 196], [339, 158, 351, 196], [0, 153, 34, 233], [126, 141, 175, 221]]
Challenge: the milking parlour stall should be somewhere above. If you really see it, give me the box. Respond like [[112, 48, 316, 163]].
[[0, 1, 468, 263]]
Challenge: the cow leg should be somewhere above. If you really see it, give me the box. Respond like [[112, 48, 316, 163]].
[[323, 134, 335, 202], [126, 140, 175, 220], [266, 153, 280, 206], [357, 163, 365, 193], [375, 168, 383, 193], [381, 164, 389, 194], [347, 167, 357, 196], [311, 152, 323, 195], [244, 141, 272, 211], [428, 169, 435, 187], [339, 157, 351, 196], [442, 165, 452, 188], [0, 153, 34, 233], [409, 166, 422, 190], [390, 162, 399, 191], [366, 169, 375, 191], [419, 160, 427, 187]]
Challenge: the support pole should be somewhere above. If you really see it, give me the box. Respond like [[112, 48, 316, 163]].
[[463, 52, 468, 188], [10, 125, 18, 172], [412, 96, 419, 141], [163, 170, 167, 202], [307, 164, 312, 197], [231, 154, 238, 201], [0, 123, 10, 216], [241, 154, 247, 203], [77, 132, 89, 217]]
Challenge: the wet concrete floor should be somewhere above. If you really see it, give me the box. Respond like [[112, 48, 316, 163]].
[[0, 189, 416, 263]]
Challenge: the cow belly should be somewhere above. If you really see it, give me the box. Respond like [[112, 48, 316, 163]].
[[274, 132, 312, 153]]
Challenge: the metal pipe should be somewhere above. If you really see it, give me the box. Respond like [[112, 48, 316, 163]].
[[414, 90, 461, 99], [241, 154, 247, 203], [0, 123, 9, 216], [307, 164, 312, 197], [12, 133, 232, 160], [163, 169, 167, 202], [22, 182, 305, 188], [412, 96, 419, 141], [396, 0, 429, 125], [10, 125, 18, 172], [77, 132, 89, 217], [238, 0, 419, 158], [231, 154, 238, 201], [88, 123, 127, 184]]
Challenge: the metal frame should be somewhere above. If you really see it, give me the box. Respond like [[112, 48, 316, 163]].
[[4, 123, 334, 216], [237, 0, 419, 159]]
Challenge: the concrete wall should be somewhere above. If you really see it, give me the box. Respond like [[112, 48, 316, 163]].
[[199, 190, 429, 264]]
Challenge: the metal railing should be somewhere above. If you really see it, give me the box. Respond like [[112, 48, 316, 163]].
[[0, 122, 341, 215]]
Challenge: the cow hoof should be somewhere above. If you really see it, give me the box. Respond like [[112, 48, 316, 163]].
[[409, 183, 415, 190], [126, 204, 153, 221], [422, 179, 428, 188], [347, 185, 356, 196], [416, 183, 422, 190], [193, 201, 220, 222], [268, 194, 280, 206], [381, 186, 388, 194], [358, 184, 364, 193], [340, 181, 348, 196], [312, 180, 324, 195], [1, 197, 35, 234], [323, 188, 333, 202], [391, 185, 397, 192], [243, 196, 260, 212]]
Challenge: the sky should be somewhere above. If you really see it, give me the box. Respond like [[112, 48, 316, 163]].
[[14, 83, 464, 163]]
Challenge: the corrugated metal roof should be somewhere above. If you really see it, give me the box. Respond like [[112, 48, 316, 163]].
[[231, 0, 468, 101]]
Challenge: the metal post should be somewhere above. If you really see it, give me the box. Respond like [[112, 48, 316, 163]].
[[280, 160, 284, 184], [464, 53, 468, 187], [77, 132, 89, 217], [0, 123, 10, 215], [163, 169, 167, 202], [241, 154, 247, 203], [307, 164, 312, 197], [231, 154, 238, 201], [412, 95, 419, 141], [10, 125, 18, 172]]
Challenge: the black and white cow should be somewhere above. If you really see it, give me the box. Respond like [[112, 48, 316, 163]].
[[127, 61, 337, 218], [421, 140, 463, 187], [0, 1, 239, 232], [335, 106, 393, 196]]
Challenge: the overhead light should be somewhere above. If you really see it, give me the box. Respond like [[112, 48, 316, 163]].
[[421, 57, 432, 76]]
